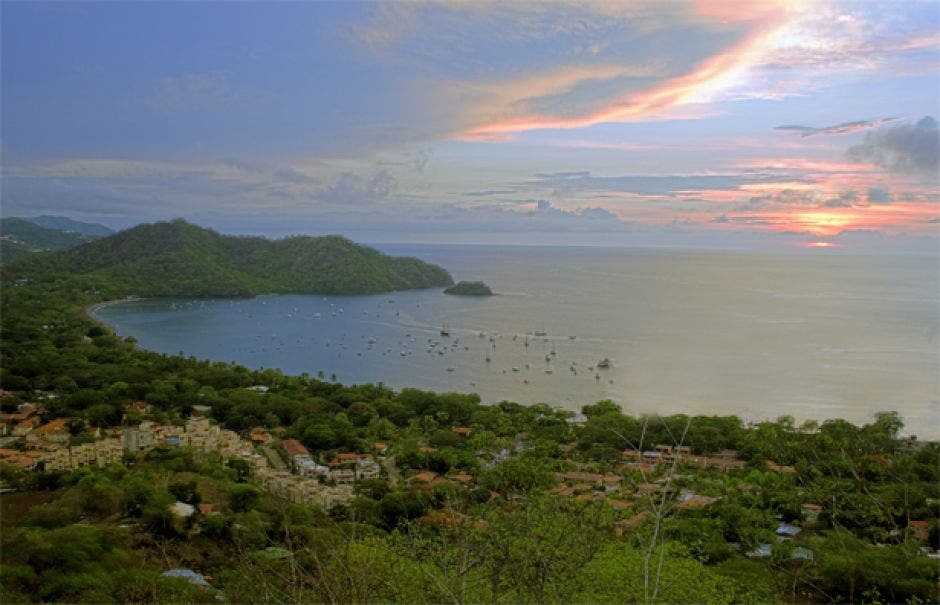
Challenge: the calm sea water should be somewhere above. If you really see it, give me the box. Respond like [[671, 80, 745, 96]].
[[94, 245, 940, 438]]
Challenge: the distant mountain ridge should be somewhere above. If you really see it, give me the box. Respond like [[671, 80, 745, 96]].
[[25, 215, 115, 237], [4, 219, 454, 297], [0, 217, 105, 262]]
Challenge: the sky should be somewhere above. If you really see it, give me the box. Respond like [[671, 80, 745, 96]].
[[1, 0, 939, 250]]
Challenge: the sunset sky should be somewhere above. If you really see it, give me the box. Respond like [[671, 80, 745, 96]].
[[2, 1, 938, 249]]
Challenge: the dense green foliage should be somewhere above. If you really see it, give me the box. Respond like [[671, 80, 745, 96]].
[[0, 218, 103, 263], [444, 280, 494, 295], [2, 219, 454, 297], [0, 226, 937, 604]]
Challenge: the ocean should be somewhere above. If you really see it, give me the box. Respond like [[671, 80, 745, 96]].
[[93, 244, 940, 438]]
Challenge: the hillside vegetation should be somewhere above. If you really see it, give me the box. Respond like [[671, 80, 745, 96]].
[[0, 220, 936, 604], [444, 281, 493, 295], [0, 218, 103, 263], [3, 219, 453, 297]]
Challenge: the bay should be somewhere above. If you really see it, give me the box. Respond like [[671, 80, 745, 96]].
[[93, 244, 940, 437]]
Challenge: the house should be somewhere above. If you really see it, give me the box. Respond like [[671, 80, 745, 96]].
[[372, 442, 388, 455], [791, 547, 814, 561], [411, 470, 439, 484], [776, 523, 802, 539], [295, 456, 330, 479], [636, 483, 667, 495], [677, 489, 719, 509], [162, 569, 211, 587], [334, 452, 362, 464], [451, 426, 472, 437], [41, 447, 71, 471], [28, 418, 71, 444], [332, 469, 356, 485], [355, 457, 381, 480], [198, 503, 218, 516], [1, 403, 38, 424], [186, 416, 211, 433], [190, 404, 212, 418], [767, 460, 797, 474], [801, 503, 823, 522], [448, 473, 473, 485], [249, 427, 272, 443], [747, 544, 772, 558], [0, 449, 42, 470], [123, 425, 156, 452], [281, 438, 309, 459], [93, 439, 123, 466], [565, 412, 588, 426], [12, 417, 40, 437], [707, 457, 746, 471], [909, 521, 929, 542], [170, 501, 196, 518]]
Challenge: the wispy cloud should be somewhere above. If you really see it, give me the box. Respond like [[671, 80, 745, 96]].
[[527, 171, 804, 197], [459, 17, 791, 139], [775, 117, 900, 137]]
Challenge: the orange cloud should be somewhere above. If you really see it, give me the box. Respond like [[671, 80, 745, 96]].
[[459, 6, 796, 139]]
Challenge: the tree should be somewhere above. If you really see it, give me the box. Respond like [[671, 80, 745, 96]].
[[483, 496, 615, 603], [229, 484, 262, 513], [571, 541, 738, 604], [227, 458, 250, 482]]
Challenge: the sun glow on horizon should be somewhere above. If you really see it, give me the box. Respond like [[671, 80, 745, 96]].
[[794, 211, 857, 235]]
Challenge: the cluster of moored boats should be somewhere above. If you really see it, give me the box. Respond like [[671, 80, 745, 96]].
[[177, 298, 617, 387]]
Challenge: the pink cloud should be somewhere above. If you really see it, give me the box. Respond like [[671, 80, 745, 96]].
[[458, 9, 796, 139]]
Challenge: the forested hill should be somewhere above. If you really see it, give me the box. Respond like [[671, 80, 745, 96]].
[[2, 219, 454, 297], [0, 218, 104, 263]]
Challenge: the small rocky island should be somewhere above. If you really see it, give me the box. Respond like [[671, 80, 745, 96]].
[[444, 280, 493, 296]]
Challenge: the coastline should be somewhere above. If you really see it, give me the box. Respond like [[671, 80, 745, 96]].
[[89, 292, 939, 441], [85, 296, 145, 320]]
